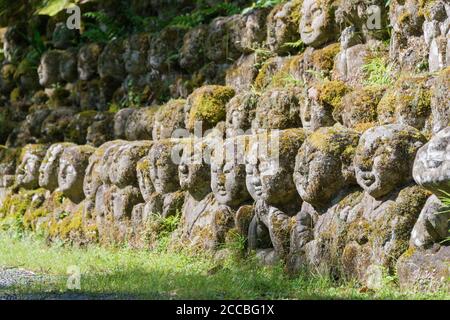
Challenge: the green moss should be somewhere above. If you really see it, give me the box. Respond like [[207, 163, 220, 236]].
[[10, 87, 22, 103], [187, 85, 235, 131], [317, 80, 350, 115], [311, 43, 341, 72]]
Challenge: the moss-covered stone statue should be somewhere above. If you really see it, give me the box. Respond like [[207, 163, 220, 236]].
[[58, 145, 95, 204], [246, 129, 307, 262], [396, 127, 450, 292], [340, 124, 428, 285], [225, 91, 258, 137], [411, 127, 450, 248], [39, 142, 76, 192], [15, 144, 48, 190], [152, 99, 186, 140], [145, 139, 185, 219], [289, 125, 361, 274], [253, 87, 303, 132], [299, 0, 339, 48]]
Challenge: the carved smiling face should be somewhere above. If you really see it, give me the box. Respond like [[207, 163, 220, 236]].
[[413, 127, 450, 196], [211, 136, 249, 207], [300, 0, 335, 48], [293, 126, 360, 208], [354, 124, 425, 199]]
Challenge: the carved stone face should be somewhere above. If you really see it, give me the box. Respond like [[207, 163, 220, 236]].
[[78, 43, 103, 81], [178, 140, 211, 199], [211, 136, 250, 207], [39, 143, 74, 192], [254, 130, 307, 207], [84, 141, 118, 199], [113, 108, 135, 139], [225, 92, 257, 137], [294, 127, 360, 208], [300, 0, 334, 47], [149, 141, 180, 194], [109, 142, 151, 189], [15, 145, 47, 190], [38, 51, 61, 87], [58, 145, 95, 203], [413, 127, 450, 196], [355, 124, 426, 199], [245, 140, 263, 201]]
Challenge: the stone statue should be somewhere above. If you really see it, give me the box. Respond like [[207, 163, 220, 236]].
[[299, 0, 339, 48], [340, 124, 428, 284], [423, 0, 450, 72], [146, 139, 185, 218], [39, 142, 76, 192], [15, 144, 48, 190], [58, 145, 95, 203], [225, 92, 258, 137], [411, 127, 450, 248], [38, 51, 62, 87], [289, 125, 361, 273], [246, 129, 307, 261]]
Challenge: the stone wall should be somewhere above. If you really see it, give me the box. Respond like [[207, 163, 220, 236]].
[[0, 0, 449, 292]]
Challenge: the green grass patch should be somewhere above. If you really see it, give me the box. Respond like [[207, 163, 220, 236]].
[[0, 232, 448, 300]]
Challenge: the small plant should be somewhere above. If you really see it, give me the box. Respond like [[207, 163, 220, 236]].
[[282, 39, 305, 53], [82, 11, 124, 43], [242, 0, 284, 14], [362, 56, 394, 86]]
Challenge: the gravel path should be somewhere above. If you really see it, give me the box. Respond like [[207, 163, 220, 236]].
[[0, 267, 136, 300]]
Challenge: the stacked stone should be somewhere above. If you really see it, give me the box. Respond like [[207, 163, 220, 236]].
[[0, 0, 449, 292]]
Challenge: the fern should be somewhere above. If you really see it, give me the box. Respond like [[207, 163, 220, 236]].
[[82, 11, 124, 43], [242, 0, 284, 14]]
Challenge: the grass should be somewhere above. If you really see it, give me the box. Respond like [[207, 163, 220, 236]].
[[0, 232, 448, 300], [362, 56, 394, 86]]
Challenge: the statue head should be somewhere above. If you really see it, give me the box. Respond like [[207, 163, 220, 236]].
[[15, 144, 47, 189], [211, 135, 250, 207], [149, 139, 181, 194], [113, 108, 135, 139], [39, 143, 75, 192], [109, 141, 151, 189], [300, 0, 339, 48], [294, 125, 360, 209], [413, 127, 450, 197], [247, 129, 307, 208], [355, 124, 426, 199], [152, 99, 186, 140], [58, 145, 95, 203], [38, 50, 62, 87], [225, 92, 257, 137], [178, 138, 212, 200]]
